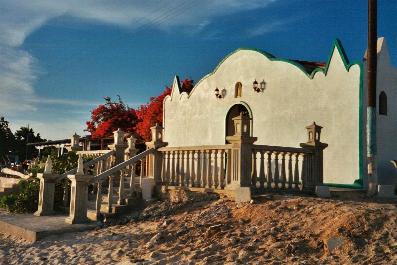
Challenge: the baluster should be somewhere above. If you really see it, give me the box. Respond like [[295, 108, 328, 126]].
[[118, 169, 125, 205], [251, 151, 258, 187], [266, 151, 273, 189], [213, 149, 219, 189], [294, 153, 300, 190], [185, 151, 190, 187], [273, 152, 280, 189], [94, 162, 99, 176], [201, 150, 207, 188], [259, 150, 265, 189], [301, 153, 310, 191], [280, 152, 287, 189], [206, 150, 212, 188], [180, 151, 185, 187], [196, 150, 202, 187], [288, 153, 294, 189], [170, 151, 175, 185], [226, 149, 232, 186], [160, 152, 166, 185], [175, 151, 180, 186], [190, 150, 196, 187], [220, 150, 225, 189], [129, 164, 136, 192], [95, 180, 103, 219], [139, 159, 144, 177], [99, 160, 104, 174], [107, 176, 114, 213], [164, 152, 170, 186]]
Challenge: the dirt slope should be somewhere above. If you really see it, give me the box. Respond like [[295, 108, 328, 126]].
[[0, 193, 396, 264]]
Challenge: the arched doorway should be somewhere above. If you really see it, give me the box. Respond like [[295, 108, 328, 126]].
[[225, 104, 252, 143]]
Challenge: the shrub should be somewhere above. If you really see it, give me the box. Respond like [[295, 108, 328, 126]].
[[0, 178, 40, 213]]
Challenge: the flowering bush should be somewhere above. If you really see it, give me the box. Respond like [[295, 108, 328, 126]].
[[86, 96, 138, 139], [86, 79, 193, 142]]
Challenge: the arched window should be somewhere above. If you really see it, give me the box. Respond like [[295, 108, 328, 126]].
[[379, 91, 387, 115], [234, 82, 242, 98]]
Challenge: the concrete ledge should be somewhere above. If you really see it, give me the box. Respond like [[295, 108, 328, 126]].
[[0, 214, 98, 242], [315, 185, 331, 198], [234, 187, 252, 203]]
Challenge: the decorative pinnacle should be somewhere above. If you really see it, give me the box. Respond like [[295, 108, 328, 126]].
[[76, 155, 84, 175], [43, 155, 53, 174]]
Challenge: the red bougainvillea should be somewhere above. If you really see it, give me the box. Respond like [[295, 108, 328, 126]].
[[134, 87, 171, 141], [86, 79, 194, 142], [86, 97, 138, 139]]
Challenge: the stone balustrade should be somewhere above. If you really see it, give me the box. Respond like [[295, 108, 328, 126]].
[[158, 146, 232, 189], [36, 121, 328, 224]]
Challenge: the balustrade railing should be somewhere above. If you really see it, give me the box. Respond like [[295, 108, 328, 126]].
[[88, 148, 155, 218], [158, 145, 232, 190], [58, 150, 116, 208], [251, 145, 314, 191]]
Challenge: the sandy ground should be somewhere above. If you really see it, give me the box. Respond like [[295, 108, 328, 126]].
[[0, 193, 397, 265]]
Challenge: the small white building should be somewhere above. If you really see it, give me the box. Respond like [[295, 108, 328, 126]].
[[163, 37, 397, 188]]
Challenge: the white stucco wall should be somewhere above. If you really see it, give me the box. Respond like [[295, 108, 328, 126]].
[[372, 38, 397, 184], [163, 41, 362, 185]]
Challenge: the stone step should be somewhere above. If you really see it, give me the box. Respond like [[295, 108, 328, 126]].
[[0, 186, 18, 195]]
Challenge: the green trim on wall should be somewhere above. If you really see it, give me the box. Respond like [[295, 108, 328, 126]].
[[182, 39, 365, 188], [190, 39, 355, 95]]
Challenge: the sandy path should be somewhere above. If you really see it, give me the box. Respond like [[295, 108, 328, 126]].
[[0, 194, 396, 264]]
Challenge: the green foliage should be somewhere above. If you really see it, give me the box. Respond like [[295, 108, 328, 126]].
[[28, 163, 44, 178], [0, 179, 40, 213], [51, 152, 79, 174]]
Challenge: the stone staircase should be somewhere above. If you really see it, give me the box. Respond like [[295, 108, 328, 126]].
[[0, 177, 20, 196], [87, 175, 143, 220]]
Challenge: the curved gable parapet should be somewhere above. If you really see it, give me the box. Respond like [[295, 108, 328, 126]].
[[173, 39, 361, 101]]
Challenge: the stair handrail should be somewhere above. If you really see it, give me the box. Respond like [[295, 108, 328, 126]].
[[58, 150, 115, 181], [90, 148, 155, 183]]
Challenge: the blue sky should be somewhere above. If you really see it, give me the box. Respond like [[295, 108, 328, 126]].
[[0, 0, 396, 139]]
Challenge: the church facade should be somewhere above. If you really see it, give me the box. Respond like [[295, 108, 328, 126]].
[[163, 38, 396, 188]]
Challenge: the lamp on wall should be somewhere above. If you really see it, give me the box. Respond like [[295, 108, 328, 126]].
[[253, 80, 259, 92], [253, 79, 266, 92], [260, 80, 266, 91], [215, 87, 226, 99]]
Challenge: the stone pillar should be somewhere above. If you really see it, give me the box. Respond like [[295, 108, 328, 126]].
[[145, 124, 167, 198], [65, 156, 92, 224], [125, 136, 138, 160], [300, 122, 328, 193], [108, 128, 128, 164], [34, 156, 59, 216], [225, 113, 257, 202], [69, 133, 82, 152]]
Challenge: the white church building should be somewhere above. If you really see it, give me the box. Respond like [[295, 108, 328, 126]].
[[163, 37, 397, 188]]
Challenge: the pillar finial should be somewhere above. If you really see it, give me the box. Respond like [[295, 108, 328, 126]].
[[76, 155, 84, 175], [44, 155, 53, 174]]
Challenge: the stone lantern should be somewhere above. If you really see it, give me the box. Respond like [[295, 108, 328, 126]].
[[300, 122, 328, 191], [226, 113, 256, 144], [305, 122, 324, 146]]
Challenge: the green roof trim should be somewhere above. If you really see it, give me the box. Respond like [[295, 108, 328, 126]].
[[188, 39, 360, 97]]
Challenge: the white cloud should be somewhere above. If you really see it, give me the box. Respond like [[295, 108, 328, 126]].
[[247, 18, 296, 37], [0, 0, 280, 138]]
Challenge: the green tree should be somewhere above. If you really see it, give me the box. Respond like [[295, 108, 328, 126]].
[[0, 116, 15, 164], [14, 126, 45, 161]]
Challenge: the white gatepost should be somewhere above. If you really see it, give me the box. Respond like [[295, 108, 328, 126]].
[[65, 156, 92, 224], [34, 156, 58, 216]]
